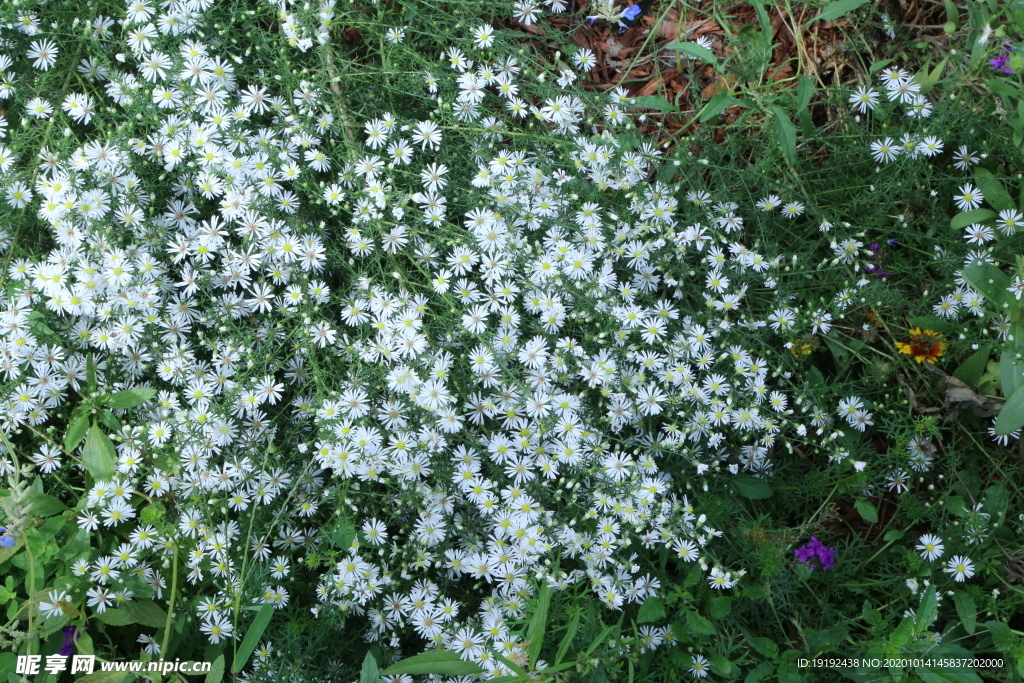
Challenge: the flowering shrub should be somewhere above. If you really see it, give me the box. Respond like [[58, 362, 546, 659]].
[[0, 0, 1022, 682]]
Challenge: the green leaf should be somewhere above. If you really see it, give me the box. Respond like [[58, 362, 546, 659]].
[[943, 0, 959, 26], [93, 609, 137, 626], [733, 474, 773, 499], [974, 167, 1014, 212], [1002, 349, 1024, 401], [86, 354, 97, 393], [953, 345, 993, 388], [64, 414, 91, 455], [952, 592, 977, 635], [25, 492, 67, 517], [637, 596, 665, 623], [989, 77, 1021, 99], [796, 76, 815, 136], [916, 586, 938, 631], [629, 96, 678, 113], [380, 651, 484, 677], [882, 529, 904, 542], [769, 105, 797, 165], [206, 655, 224, 683], [106, 388, 157, 410], [748, 637, 778, 658], [122, 599, 167, 628], [526, 582, 551, 667], [907, 315, 957, 336], [359, 652, 380, 683], [986, 620, 1015, 651], [98, 409, 122, 432], [745, 662, 775, 683], [554, 610, 580, 666], [665, 41, 718, 66], [700, 92, 745, 123], [231, 604, 275, 673], [708, 652, 735, 677], [707, 595, 732, 619], [686, 610, 717, 637], [950, 209, 997, 230], [889, 617, 914, 648], [332, 520, 356, 549], [76, 671, 133, 683], [854, 498, 878, 523], [962, 258, 1012, 308], [83, 424, 116, 482], [808, 0, 869, 25], [916, 667, 982, 683], [869, 58, 894, 73]]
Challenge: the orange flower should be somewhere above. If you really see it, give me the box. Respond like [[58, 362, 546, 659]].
[[895, 327, 947, 364]]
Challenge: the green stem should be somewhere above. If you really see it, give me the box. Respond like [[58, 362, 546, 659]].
[[26, 543, 36, 656], [160, 545, 179, 665]]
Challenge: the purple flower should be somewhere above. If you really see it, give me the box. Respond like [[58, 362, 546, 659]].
[[794, 536, 836, 570], [991, 41, 1013, 75], [0, 526, 13, 548], [59, 625, 87, 656], [621, 5, 642, 21]]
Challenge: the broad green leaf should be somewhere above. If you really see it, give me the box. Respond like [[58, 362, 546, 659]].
[[83, 424, 116, 482], [962, 258, 1011, 307], [769, 105, 797, 165], [733, 474, 773, 499], [629, 96, 678, 113], [854, 498, 878, 523], [86, 353, 97, 393], [915, 586, 938, 631], [76, 631, 94, 655], [953, 345, 993, 388], [526, 582, 551, 667], [888, 617, 914, 648], [707, 595, 732, 619], [554, 610, 580, 665], [986, 620, 1015, 650], [106, 388, 157, 410], [94, 608, 137, 626], [637, 596, 665, 623], [916, 667, 982, 683], [882, 529, 904, 542], [1000, 349, 1024, 401], [809, 0, 869, 25], [232, 603, 275, 672], [950, 209, 996, 230], [76, 671, 133, 683], [989, 77, 1021, 99], [700, 92, 745, 122], [25, 492, 67, 517], [122, 599, 167, 628], [745, 662, 775, 682], [869, 58, 894, 73], [585, 617, 622, 657], [206, 655, 224, 683], [752, 1, 773, 49], [359, 652, 380, 683], [665, 41, 717, 66], [748, 637, 778, 658], [686, 610, 716, 637], [65, 414, 90, 455], [952, 592, 977, 634], [974, 167, 1014, 212], [380, 651, 484, 677], [797, 76, 815, 136], [994, 378, 1024, 436], [98, 409, 123, 432], [907, 315, 957, 335], [708, 652, 735, 677]]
